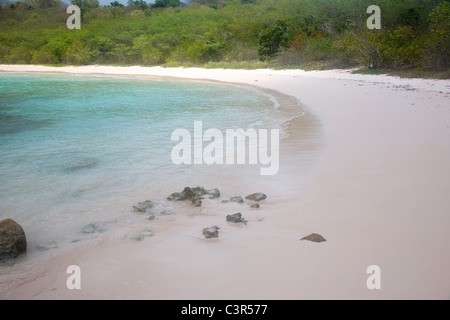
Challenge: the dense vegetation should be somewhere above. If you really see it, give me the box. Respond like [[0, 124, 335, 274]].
[[0, 0, 448, 74]]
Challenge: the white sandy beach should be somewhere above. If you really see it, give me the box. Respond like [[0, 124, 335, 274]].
[[0, 64, 449, 300]]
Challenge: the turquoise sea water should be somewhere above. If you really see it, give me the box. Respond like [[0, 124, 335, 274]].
[[0, 72, 298, 256]]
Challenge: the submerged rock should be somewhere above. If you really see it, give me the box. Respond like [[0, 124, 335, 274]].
[[133, 206, 146, 213], [148, 215, 155, 221], [221, 200, 229, 204], [133, 200, 154, 213], [229, 196, 244, 204], [159, 210, 175, 216], [65, 158, 96, 170], [129, 229, 154, 242], [226, 213, 247, 225], [167, 192, 182, 201], [203, 226, 220, 239], [138, 200, 154, 210], [250, 203, 260, 209], [37, 241, 58, 251], [0, 219, 27, 262], [81, 224, 97, 234], [204, 188, 220, 199], [245, 193, 267, 202], [301, 233, 326, 243]]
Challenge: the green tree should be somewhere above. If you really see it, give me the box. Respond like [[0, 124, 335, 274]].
[[189, 0, 226, 9], [110, 1, 124, 7], [258, 20, 289, 61], [127, 0, 147, 10], [71, 0, 99, 8], [152, 0, 183, 8], [70, 0, 99, 16], [32, 47, 58, 64], [63, 40, 91, 65], [36, 0, 58, 8], [334, 31, 383, 69]]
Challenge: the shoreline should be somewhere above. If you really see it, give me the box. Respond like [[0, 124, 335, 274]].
[[1, 65, 450, 299]]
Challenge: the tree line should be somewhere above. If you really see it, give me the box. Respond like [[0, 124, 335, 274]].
[[0, 0, 448, 73]]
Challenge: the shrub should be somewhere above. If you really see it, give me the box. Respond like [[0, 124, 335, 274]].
[[258, 20, 289, 61], [63, 41, 91, 65], [424, 1, 450, 70]]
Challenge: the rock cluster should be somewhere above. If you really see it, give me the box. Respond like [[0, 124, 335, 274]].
[[168, 187, 220, 207], [1, 187, 326, 261]]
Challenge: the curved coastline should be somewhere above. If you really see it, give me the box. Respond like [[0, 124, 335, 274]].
[[0, 66, 323, 299]]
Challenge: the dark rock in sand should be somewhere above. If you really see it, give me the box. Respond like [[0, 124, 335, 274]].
[[301, 233, 326, 243], [0, 219, 27, 262], [129, 229, 154, 242], [204, 188, 220, 199], [221, 200, 229, 204], [245, 193, 267, 202], [65, 158, 96, 170], [250, 203, 260, 209], [81, 224, 97, 234], [229, 196, 244, 204], [226, 213, 247, 225], [203, 226, 220, 239], [37, 241, 58, 251], [148, 215, 155, 221]]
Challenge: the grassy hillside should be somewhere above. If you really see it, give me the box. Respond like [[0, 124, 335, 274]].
[[0, 0, 449, 76]]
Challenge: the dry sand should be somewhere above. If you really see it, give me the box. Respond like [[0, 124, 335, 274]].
[[0, 65, 449, 300]]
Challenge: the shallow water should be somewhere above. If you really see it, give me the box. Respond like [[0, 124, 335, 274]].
[[0, 72, 301, 258]]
